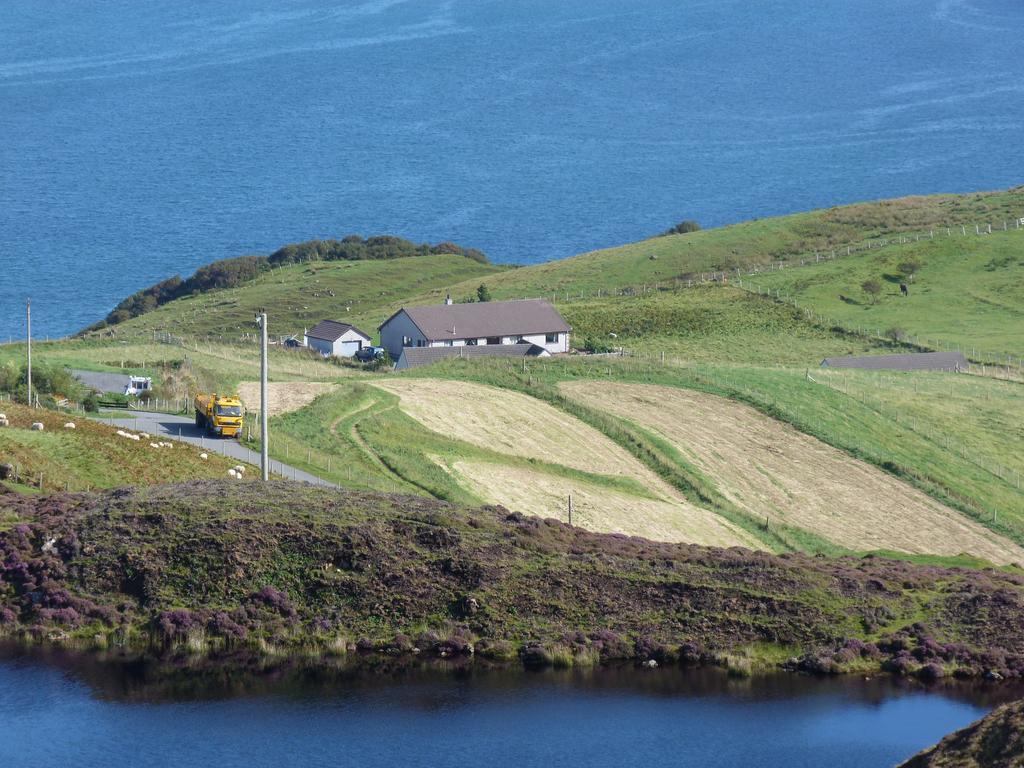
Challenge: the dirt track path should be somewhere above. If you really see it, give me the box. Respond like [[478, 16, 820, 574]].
[[561, 381, 1024, 565]]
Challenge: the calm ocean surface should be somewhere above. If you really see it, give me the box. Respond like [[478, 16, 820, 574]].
[[1, 0, 1022, 337], [2, 649, 1021, 768]]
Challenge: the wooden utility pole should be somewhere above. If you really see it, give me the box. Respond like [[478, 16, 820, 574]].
[[256, 309, 269, 481], [26, 298, 32, 407]]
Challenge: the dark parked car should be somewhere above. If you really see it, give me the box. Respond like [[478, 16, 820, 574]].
[[354, 346, 386, 362]]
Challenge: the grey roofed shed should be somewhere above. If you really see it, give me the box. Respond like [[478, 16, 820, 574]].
[[305, 319, 371, 342], [380, 299, 570, 340], [395, 343, 549, 370], [820, 351, 968, 372]]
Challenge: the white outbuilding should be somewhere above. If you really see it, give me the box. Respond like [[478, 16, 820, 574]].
[[304, 320, 373, 358]]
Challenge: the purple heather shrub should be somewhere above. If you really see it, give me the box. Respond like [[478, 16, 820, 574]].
[[311, 617, 333, 633], [590, 630, 632, 660], [37, 607, 80, 626], [252, 586, 296, 617], [88, 604, 118, 626], [679, 642, 705, 665], [831, 648, 858, 665], [439, 635, 472, 655], [207, 612, 247, 640], [634, 636, 670, 662], [918, 663, 945, 681], [356, 637, 375, 653], [883, 653, 914, 676], [520, 643, 553, 667], [156, 609, 197, 638], [0, 607, 17, 625], [387, 633, 414, 653], [415, 630, 441, 650]]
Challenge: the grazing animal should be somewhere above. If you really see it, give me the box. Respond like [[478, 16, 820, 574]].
[[900, 283, 908, 296]]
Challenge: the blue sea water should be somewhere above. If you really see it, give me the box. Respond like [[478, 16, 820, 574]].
[[1, 0, 1022, 339]]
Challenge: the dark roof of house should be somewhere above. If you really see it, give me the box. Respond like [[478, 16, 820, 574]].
[[381, 299, 570, 340], [306, 319, 371, 342], [820, 351, 968, 371], [397, 343, 548, 369]]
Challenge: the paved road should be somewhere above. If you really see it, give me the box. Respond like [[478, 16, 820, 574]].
[[73, 369, 132, 394], [95, 410, 336, 487]]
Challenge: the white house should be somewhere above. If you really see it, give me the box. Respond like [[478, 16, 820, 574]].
[[304, 320, 372, 358], [378, 298, 571, 360]]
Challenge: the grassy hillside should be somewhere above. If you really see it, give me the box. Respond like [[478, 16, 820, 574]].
[[78, 188, 1023, 355], [560, 286, 898, 364], [0, 401, 247, 492], [748, 227, 1024, 359], [900, 698, 1024, 767], [3, 481, 1024, 680], [433, 188, 1024, 303], [87, 253, 503, 343]]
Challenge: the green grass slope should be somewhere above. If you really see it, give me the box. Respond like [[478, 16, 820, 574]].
[[749, 228, 1024, 359], [0, 402, 247, 492], [89, 253, 503, 343], [435, 187, 1024, 303]]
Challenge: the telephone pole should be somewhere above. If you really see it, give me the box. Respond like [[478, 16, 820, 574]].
[[26, 298, 32, 408], [256, 309, 269, 481]]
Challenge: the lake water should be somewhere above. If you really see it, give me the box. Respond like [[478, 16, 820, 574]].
[[1, 648, 1021, 768], [1, 0, 1023, 337]]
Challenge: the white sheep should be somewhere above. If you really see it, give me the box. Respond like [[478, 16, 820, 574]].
[[30, 422, 44, 431], [129, 434, 140, 441], [116, 430, 126, 437], [150, 442, 160, 449], [0, 415, 9, 428], [199, 452, 208, 460], [228, 469, 238, 478], [64, 422, 76, 429], [140, 432, 150, 439]]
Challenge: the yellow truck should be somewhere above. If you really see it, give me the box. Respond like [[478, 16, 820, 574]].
[[194, 393, 244, 438]]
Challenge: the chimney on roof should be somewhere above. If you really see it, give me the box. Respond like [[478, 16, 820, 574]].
[[444, 293, 453, 306]]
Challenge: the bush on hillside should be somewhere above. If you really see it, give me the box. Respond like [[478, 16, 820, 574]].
[[861, 278, 882, 304], [661, 219, 701, 236]]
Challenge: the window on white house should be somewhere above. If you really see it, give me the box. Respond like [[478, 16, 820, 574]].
[[403, 336, 412, 347], [443, 340, 453, 347], [485, 337, 501, 345], [465, 338, 478, 345], [545, 332, 559, 343], [510, 335, 525, 344]]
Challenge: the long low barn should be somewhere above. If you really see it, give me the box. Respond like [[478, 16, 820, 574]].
[[395, 343, 550, 370], [821, 351, 968, 372]]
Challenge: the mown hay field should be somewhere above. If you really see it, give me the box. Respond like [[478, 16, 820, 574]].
[[447, 459, 761, 548], [371, 379, 757, 549], [236, 381, 338, 417], [561, 381, 1024, 566]]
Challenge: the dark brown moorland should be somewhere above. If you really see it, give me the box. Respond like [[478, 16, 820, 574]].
[[900, 698, 1024, 767], [2, 481, 1024, 681]]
